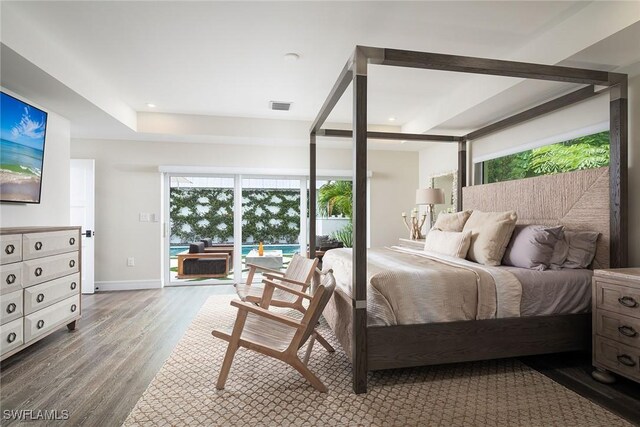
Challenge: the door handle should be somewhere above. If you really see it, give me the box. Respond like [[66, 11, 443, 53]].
[[85, 230, 94, 238]]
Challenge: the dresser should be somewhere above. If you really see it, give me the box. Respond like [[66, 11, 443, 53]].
[[592, 268, 640, 384], [0, 226, 81, 361]]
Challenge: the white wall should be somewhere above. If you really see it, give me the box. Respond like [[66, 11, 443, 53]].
[[419, 75, 640, 266], [0, 90, 71, 227], [70, 139, 418, 285]]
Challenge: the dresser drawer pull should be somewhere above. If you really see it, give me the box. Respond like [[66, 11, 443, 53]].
[[4, 244, 15, 255], [618, 296, 639, 308], [69, 237, 76, 245], [70, 282, 77, 290], [35, 241, 43, 251], [7, 332, 16, 343], [36, 293, 45, 303], [616, 354, 637, 367], [618, 325, 638, 338], [69, 260, 76, 268], [37, 320, 45, 329], [34, 267, 43, 277], [6, 274, 16, 285], [6, 303, 16, 314], [70, 304, 77, 313]]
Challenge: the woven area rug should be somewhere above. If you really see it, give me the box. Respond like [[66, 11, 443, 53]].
[[124, 295, 630, 426]]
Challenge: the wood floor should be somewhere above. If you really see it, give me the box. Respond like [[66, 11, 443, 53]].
[[2, 286, 639, 426], [0, 285, 235, 427]]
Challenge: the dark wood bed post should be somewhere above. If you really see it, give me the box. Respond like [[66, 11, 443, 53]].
[[309, 133, 316, 259], [352, 48, 369, 394], [609, 74, 628, 268], [456, 139, 467, 211]]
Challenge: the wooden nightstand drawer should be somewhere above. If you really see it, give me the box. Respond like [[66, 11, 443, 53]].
[[596, 310, 640, 349], [594, 336, 640, 382], [594, 280, 640, 320]]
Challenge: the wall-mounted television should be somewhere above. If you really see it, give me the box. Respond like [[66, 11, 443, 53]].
[[0, 92, 48, 204]]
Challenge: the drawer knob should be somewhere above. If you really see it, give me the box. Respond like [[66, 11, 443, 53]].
[[618, 325, 638, 338], [36, 293, 45, 303], [69, 237, 76, 245], [35, 241, 43, 251], [37, 319, 45, 329], [618, 296, 639, 308], [7, 332, 16, 344], [617, 354, 637, 367], [69, 260, 76, 268], [6, 274, 16, 285], [70, 304, 77, 313], [35, 267, 43, 277], [4, 244, 15, 255], [6, 303, 16, 314], [71, 282, 77, 290]]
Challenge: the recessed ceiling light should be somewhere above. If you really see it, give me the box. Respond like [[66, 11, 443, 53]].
[[388, 117, 396, 122], [400, 140, 407, 144], [146, 103, 156, 108], [284, 53, 300, 62]]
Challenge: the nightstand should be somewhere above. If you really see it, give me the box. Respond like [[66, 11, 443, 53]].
[[398, 238, 425, 251], [592, 268, 640, 384]]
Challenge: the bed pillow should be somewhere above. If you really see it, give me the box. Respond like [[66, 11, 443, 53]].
[[424, 230, 472, 258], [462, 210, 517, 266], [550, 230, 599, 269], [432, 210, 472, 232], [502, 225, 564, 270]]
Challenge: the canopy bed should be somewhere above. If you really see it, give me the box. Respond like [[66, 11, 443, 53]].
[[308, 46, 628, 394]]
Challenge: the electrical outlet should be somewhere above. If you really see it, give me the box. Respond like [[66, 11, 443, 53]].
[[139, 213, 150, 222], [127, 257, 135, 267]]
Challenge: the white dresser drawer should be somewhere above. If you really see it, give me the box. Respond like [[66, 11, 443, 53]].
[[1, 290, 23, 325], [0, 234, 22, 265], [24, 273, 80, 315], [22, 252, 79, 287], [0, 318, 23, 356], [0, 262, 23, 295], [23, 230, 79, 260], [24, 294, 80, 343]]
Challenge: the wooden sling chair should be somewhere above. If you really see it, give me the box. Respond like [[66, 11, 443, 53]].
[[213, 271, 337, 392], [235, 253, 334, 352]]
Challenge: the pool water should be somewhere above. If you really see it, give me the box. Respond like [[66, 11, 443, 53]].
[[169, 244, 301, 257]]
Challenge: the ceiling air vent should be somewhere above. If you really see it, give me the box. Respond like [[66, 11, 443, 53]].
[[269, 101, 292, 111]]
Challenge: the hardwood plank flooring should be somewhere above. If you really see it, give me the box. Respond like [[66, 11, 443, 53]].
[[0, 285, 235, 427]]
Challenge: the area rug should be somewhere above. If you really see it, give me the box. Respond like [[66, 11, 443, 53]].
[[124, 295, 630, 426]]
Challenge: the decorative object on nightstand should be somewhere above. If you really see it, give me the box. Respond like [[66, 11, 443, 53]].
[[401, 208, 427, 240], [416, 188, 445, 229], [591, 268, 640, 385]]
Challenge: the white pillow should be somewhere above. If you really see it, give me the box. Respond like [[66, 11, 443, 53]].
[[432, 210, 473, 232], [462, 210, 517, 266], [424, 230, 472, 259]]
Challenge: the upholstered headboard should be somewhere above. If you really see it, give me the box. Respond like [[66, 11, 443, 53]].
[[462, 167, 610, 269]]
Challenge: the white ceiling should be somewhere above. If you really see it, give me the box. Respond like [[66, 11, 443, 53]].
[[1, 1, 639, 148]]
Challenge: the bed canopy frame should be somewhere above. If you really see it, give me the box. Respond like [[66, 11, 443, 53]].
[[309, 46, 628, 394]]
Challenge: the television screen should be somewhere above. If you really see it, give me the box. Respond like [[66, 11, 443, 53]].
[[0, 92, 48, 203]]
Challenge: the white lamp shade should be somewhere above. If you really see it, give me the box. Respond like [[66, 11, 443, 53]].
[[416, 188, 445, 205]]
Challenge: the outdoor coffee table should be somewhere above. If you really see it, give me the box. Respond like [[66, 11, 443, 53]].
[[245, 249, 283, 270]]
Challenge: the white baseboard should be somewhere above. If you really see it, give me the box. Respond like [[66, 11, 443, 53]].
[[95, 279, 162, 292]]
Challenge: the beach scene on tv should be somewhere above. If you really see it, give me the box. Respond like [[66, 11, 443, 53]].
[[0, 93, 47, 203]]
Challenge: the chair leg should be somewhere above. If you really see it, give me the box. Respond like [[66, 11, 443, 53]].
[[303, 334, 316, 366], [290, 358, 328, 393], [216, 342, 238, 390], [314, 330, 335, 353]]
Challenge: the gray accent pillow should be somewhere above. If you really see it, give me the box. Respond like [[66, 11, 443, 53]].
[[550, 230, 599, 269], [502, 225, 564, 270]]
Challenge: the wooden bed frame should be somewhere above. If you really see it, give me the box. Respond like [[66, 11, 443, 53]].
[[309, 46, 628, 394]]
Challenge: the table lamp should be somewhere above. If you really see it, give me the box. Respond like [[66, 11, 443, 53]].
[[416, 188, 445, 229]]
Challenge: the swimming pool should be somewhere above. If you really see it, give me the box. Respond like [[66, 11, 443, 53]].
[[169, 244, 302, 257]]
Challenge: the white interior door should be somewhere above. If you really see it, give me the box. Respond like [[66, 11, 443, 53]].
[[70, 159, 95, 294]]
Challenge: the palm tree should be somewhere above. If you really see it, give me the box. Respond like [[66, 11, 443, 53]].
[[317, 181, 352, 218]]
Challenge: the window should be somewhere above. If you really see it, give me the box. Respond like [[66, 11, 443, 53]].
[[480, 131, 610, 184]]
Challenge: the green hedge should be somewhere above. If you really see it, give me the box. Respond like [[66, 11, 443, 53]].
[[170, 187, 300, 244]]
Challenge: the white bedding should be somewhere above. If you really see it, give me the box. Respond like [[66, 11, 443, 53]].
[[322, 246, 523, 326]]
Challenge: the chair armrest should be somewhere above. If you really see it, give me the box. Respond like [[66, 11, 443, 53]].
[[178, 253, 229, 260], [263, 279, 312, 300], [245, 263, 284, 276], [230, 300, 301, 328], [262, 274, 308, 288]]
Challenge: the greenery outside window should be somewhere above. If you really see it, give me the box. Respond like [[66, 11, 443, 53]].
[[481, 130, 610, 184]]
